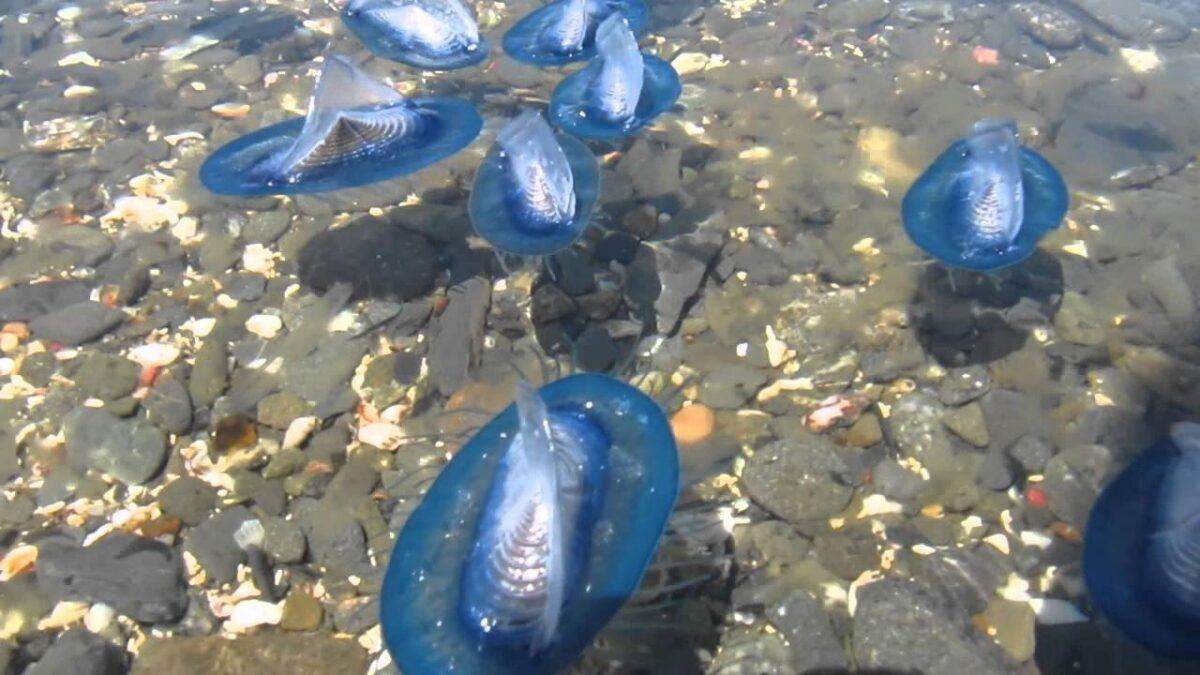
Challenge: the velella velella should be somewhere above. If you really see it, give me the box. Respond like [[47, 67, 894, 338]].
[[901, 118, 1068, 272], [342, 0, 489, 70], [199, 55, 482, 196], [469, 109, 600, 256], [1083, 421, 1200, 659], [502, 0, 649, 66], [548, 13, 681, 140], [380, 373, 679, 674]]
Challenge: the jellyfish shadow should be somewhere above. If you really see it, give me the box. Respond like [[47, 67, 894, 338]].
[[911, 249, 1065, 368], [296, 215, 446, 301]]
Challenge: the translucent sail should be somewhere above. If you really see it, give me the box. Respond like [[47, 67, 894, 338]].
[[267, 56, 425, 178], [348, 0, 480, 56], [956, 117, 1025, 254], [536, 0, 589, 54], [584, 13, 643, 123], [496, 110, 576, 230]]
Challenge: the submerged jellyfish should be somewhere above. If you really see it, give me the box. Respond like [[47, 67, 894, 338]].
[[380, 374, 679, 674], [469, 109, 600, 256], [200, 55, 482, 196], [502, 0, 649, 66], [548, 13, 680, 140], [342, 0, 488, 70], [901, 118, 1068, 271], [1083, 422, 1200, 659]]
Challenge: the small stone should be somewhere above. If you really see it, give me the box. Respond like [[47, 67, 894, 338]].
[[428, 277, 490, 396], [1041, 444, 1111, 528], [131, 633, 367, 674], [63, 407, 167, 485], [0, 281, 89, 322], [36, 533, 187, 623], [280, 588, 322, 631], [741, 434, 853, 525], [574, 324, 618, 372], [26, 628, 125, 675], [815, 524, 878, 580], [769, 590, 848, 672], [624, 226, 724, 334], [699, 366, 769, 409], [872, 458, 925, 502], [531, 284, 575, 323], [299, 504, 367, 569], [29, 301, 124, 345], [227, 599, 283, 630], [72, 353, 139, 400], [358, 421, 405, 450], [941, 402, 990, 447], [977, 450, 1014, 491], [259, 516, 306, 564], [185, 507, 253, 585], [213, 414, 257, 452], [144, 371, 193, 435], [938, 365, 991, 406], [245, 314, 283, 339], [189, 339, 228, 408], [842, 412, 882, 447], [982, 598, 1036, 662], [256, 391, 310, 430], [129, 343, 180, 369], [159, 476, 218, 527], [671, 404, 716, 445], [0, 575, 52, 640], [1054, 291, 1105, 346], [1008, 435, 1054, 472], [576, 290, 622, 320], [223, 54, 262, 86], [1011, 2, 1082, 49]]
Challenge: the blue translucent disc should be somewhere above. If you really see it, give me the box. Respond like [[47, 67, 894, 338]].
[[549, 54, 680, 140], [200, 97, 482, 196], [469, 131, 599, 256], [502, 0, 648, 66], [902, 143, 1068, 271], [380, 374, 679, 675], [342, 0, 490, 70], [1083, 436, 1200, 660]]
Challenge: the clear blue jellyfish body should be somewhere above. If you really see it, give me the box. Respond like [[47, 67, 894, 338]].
[[200, 55, 482, 196], [469, 110, 600, 256], [1083, 422, 1200, 659], [548, 13, 680, 141], [342, 0, 489, 70], [380, 374, 680, 675], [502, 0, 649, 66], [901, 118, 1068, 271]]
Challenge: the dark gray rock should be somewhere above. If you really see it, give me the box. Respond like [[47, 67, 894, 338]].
[[981, 389, 1044, 455], [144, 371, 193, 435], [73, 353, 139, 401], [0, 280, 89, 321], [130, 633, 368, 675], [27, 629, 126, 675], [767, 590, 848, 672], [741, 435, 853, 526], [699, 366, 768, 408], [574, 324, 618, 372], [872, 458, 925, 502], [243, 210, 291, 244], [63, 407, 168, 485], [36, 533, 188, 622], [233, 471, 287, 516], [159, 476, 218, 527], [259, 515, 306, 563], [625, 226, 724, 334], [939, 365, 992, 406], [189, 339, 228, 409], [978, 449, 1015, 491], [1008, 434, 1055, 472], [332, 596, 379, 634], [853, 576, 1011, 675], [297, 216, 440, 301], [324, 459, 379, 504], [298, 502, 367, 569], [708, 626, 792, 674], [282, 336, 368, 406], [185, 507, 253, 585], [1010, 2, 1083, 48], [1061, 0, 1188, 41], [29, 301, 124, 345], [815, 523, 878, 580], [1042, 444, 1112, 528], [531, 284, 575, 324], [428, 277, 490, 396]]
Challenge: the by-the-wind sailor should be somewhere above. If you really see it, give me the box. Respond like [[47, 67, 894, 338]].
[[469, 109, 599, 256], [1083, 421, 1200, 659], [502, 0, 649, 66], [380, 374, 679, 674], [901, 118, 1068, 271], [342, 0, 489, 70], [200, 55, 481, 196], [548, 13, 680, 140]]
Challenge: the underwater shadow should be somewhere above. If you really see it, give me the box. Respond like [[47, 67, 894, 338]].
[[297, 215, 446, 301], [911, 249, 1064, 368]]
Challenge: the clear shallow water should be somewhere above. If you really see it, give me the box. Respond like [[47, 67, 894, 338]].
[[2, 0, 1200, 673]]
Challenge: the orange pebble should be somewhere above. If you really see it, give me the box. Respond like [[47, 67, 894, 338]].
[[2, 322, 29, 339], [0, 544, 37, 581], [670, 404, 715, 445]]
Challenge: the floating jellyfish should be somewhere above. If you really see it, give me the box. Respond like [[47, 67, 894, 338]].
[[548, 13, 680, 140], [200, 55, 481, 196], [502, 0, 649, 66], [380, 374, 679, 674], [469, 109, 600, 256], [342, 0, 489, 70], [901, 118, 1068, 272], [1083, 421, 1200, 659]]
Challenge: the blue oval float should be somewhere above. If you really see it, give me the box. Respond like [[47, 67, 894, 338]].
[[469, 110, 600, 256], [901, 118, 1068, 272], [1083, 421, 1200, 660], [381, 374, 679, 674], [548, 13, 680, 141], [502, 0, 648, 66], [200, 55, 482, 196], [342, 0, 489, 70]]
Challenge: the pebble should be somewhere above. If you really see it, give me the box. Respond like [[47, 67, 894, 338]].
[[428, 277, 490, 396], [699, 366, 769, 409], [245, 314, 283, 339], [941, 402, 990, 447], [768, 590, 849, 672], [982, 597, 1036, 662], [63, 407, 168, 485], [72, 353, 140, 401], [256, 391, 310, 429], [280, 588, 323, 631], [184, 506, 253, 584], [531, 284, 575, 324], [1041, 444, 1111, 528], [574, 324, 618, 372], [357, 421, 405, 451], [938, 365, 991, 406], [36, 533, 188, 623], [159, 476, 218, 527], [671, 403, 716, 445], [1008, 434, 1055, 472], [29, 301, 124, 345], [227, 599, 283, 631], [129, 343, 180, 369], [189, 339, 228, 408], [144, 371, 193, 435], [741, 434, 854, 526], [0, 280, 89, 322], [1010, 2, 1083, 49], [26, 629, 126, 675], [130, 633, 367, 674], [625, 226, 725, 334], [259, 516, 307, 564], [842, 412, 883, 447], [872, 458, 925, 502]]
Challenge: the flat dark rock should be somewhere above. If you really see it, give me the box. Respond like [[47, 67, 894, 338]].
[[26, 629, 127, 675], [29, 300, 124, 345], [63, 407, 168, 485], [740, 435, 854, 525], [428, 276, 490, 396], [0, 280, 89, 321], [130, 633, 367, 675], [36, 533, 188, 623], [184, 506, 253, 585], [297, 216, 441, 301]]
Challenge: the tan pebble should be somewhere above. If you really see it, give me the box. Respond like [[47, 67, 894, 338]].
[[245, 314, 283, 339], [211, 102, 250, 119], [129, 343, 181, 368], [670, 403, 715, 445], [920, 503, 945, 518], [0, 544, 37, 581], [0, 333, 17, 353], [37, 601, 90, 630], [84, 603, 116, 633], [226, 599, 283, 630], [282, 416, 320, 450], [242, 243, 274, 274], [2, 322, 29, 340], [358, 421, 405, 450]]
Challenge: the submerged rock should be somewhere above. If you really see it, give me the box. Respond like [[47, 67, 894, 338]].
[[29, 301, 124, 345], [27, 629, 127, 675], [63, 407, 167, 485], [130, 633, 367, 675], [741, 434, 853, 526]]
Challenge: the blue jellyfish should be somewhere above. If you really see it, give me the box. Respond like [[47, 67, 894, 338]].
[[502, 0, 649, 66], [380, 374, 679, 674], [901, 118, 1068, 272], [548, 13, 680, 141], [342, 0, 489, 70], [200, 55, 482, 196], [469, 110, 599, 257], [1083, 421, 1200, 659]]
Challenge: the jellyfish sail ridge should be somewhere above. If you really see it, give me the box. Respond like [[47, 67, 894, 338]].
[[459, 381, 607, 651], [584, 13, 644, 125], [537, 0, 590, 55], [497, 111, 577, 232], [263, 56, 433, 182], [345, 0, 482, 62], [952, 118, 1025, 260]]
